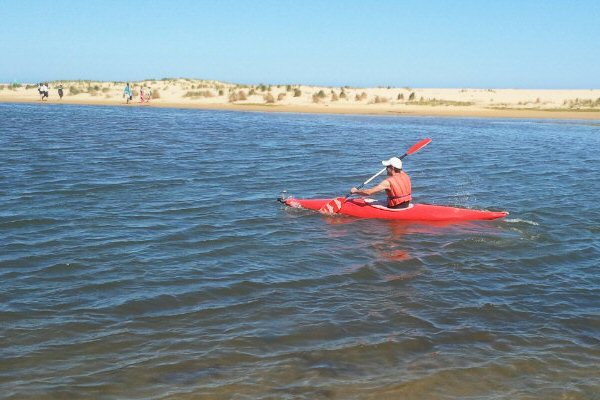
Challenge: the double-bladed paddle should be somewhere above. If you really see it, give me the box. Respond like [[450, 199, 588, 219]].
[[319, 138, 432, 214]]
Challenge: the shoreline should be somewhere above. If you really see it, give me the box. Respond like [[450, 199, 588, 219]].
[[2, 79, 599, 121], [2, 97, 600, 120]]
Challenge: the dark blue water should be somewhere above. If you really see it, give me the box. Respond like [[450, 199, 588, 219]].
[[1, 103, 599, 399]]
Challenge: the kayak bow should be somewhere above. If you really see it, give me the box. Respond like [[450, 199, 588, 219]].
[[280, 197, 508, 221]]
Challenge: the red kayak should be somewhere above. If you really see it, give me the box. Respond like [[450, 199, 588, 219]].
[[279, 197, 508, 221]]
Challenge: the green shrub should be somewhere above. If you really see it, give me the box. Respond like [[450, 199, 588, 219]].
[[408, 92, 415, 101], [340, 91, 347, 99], [228, 92, 238, 102], [69, 86, 81, 95], [151, 90, 160, 99], [316, 90, 326, 99], [238, 90, 247, 100], [397, 93, 404, 100], [249, 88, 256, 96], [286, 85, 292, 92], [374, 96, 388, 103], [331, 92, 339, 101], [277, 93, 286, 101], [264, 93, 275, 103], [293, 88, 302, 97]]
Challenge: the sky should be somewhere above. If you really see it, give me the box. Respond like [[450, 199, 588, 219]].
[[1, 0, 599, 88]]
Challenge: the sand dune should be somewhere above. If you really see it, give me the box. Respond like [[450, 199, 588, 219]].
[[1, 79, 599, 119]]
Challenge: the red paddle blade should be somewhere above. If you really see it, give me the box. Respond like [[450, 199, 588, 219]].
[[319, 197, 346, 214], [406, 138, 432, 155]]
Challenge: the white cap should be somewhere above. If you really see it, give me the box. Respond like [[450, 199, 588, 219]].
[[382, 157, 403, 169]]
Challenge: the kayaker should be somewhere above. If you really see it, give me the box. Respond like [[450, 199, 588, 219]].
[[350, 157, 412, 209]]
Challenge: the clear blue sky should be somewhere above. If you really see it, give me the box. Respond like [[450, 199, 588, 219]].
[[1, 0, 599, 88]]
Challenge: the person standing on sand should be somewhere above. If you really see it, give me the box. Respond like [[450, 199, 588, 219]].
[[350, 157, 412, 209], [140, 86, 145, 103], [123, 83, 132, 104], [57, 85, 64, 100], [41, 83, 49, 101], [37, 83, 43, 100], [146, 87, 152, 103]]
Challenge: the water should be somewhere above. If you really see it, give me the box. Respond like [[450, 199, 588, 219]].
[[1, 103, 599, 399]]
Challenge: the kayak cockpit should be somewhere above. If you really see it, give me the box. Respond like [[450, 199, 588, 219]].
[[356, 198, 415, 212]]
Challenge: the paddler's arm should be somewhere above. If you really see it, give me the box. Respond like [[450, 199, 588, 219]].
[[351, 180, 390, 196]]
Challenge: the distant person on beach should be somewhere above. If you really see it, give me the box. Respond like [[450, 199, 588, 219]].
[[350, 157, 412, 209], [146, 87, 152, 103], [123, 83, 132, 104], [140, 87, 145, 103], [37, 83, 43, 100], [41, 83, 49, 101], [57, 85, 64, 100]]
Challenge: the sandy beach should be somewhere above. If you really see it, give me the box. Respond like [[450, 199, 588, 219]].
[[1, 79, 599, 120]]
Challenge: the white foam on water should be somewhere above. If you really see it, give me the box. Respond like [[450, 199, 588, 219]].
[[505, 218, 539, 226]]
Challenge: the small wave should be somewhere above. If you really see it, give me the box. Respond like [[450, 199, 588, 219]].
[[0, 217, 61, 229], [505, 218, 539, 226]]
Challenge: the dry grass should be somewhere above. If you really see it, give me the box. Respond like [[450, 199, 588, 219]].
[[372, 96, 388, 104], [563, 98, 600, 109], [184, 90, 214, 98], [410, 98, 475, 106], [355, 92, 368, 101]]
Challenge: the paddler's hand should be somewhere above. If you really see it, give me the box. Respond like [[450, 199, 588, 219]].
[[351, 187, 358, 194]]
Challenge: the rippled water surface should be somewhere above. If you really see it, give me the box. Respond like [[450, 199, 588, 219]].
[[1, 103, 599, 399]]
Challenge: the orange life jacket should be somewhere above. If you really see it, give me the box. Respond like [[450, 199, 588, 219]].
[[385, 171, 412, 207]]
